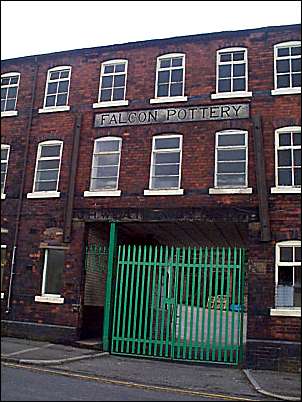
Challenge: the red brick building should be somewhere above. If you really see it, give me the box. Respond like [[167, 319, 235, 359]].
[[1, 24, 301, 371]]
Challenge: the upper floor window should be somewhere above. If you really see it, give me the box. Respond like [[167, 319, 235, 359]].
[[89, 137, 122, 192], [1, 72, 20, 116], [271, 127, 301, 193], [150, 54, 187, 104], [272, 41, 301, 95], [1, 144, 10, 198], [212, 48, 252, 99], [94, 60, 128, 108], [30, 141, 63, 196], [214, 130, 248, 188], [275, 241, 301, 310], [40, 66, 71, 111], [149, 135, 183, 191]]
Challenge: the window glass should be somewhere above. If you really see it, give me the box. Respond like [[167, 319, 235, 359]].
[[276, 129, 301, 187], [43, 249, 64, 295], [1, 74, 20, 112], [33, 142, 62, 192], [150, 136, 182, 190], [1, 246, 7, 292], [90, 138, 121, 191], [99, 61, 127, 102], [44, 67, 71, 108], [156, 54, 185, 98], [1, 145, 10, 195], [217, 49, 247, 93], [275, 42, 301, 90]]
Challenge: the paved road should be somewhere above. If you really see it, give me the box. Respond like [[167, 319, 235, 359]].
[[1, 364, 241, 401]]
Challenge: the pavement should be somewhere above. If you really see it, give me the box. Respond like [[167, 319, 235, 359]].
[[1, 336, 301, 401]]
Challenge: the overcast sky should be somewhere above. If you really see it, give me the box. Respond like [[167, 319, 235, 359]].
[[1, 1, 301, 60]]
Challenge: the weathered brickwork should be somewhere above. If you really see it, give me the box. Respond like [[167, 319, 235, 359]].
[[1, 24, 300, 370]]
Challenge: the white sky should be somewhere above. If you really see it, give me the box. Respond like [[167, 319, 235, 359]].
[[1, 1, 301, 60]]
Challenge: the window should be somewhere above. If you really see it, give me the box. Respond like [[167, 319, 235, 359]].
[[39, 248, 65, 298], [29, 141, 63, 197], [275, 241, 301, 310], [1, 72, 20, 115], [212, 48, 252, 99], [40, 66, 71, 112], [1, 245, 7, 297], [150, 53, 187, 103], [149, 135, 183, 190], [272, 127, 301, 193], [94, 60, 128, 108], [88, 137, 122, 194], [1, 144, 10, 198], [214, 130, 249, 188], [272, 41, 301, 95]]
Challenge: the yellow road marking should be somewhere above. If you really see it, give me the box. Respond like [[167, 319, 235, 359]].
[[2, 361, 261, 401]]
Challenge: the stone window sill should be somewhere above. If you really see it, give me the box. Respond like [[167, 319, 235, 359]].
[[271, 88, 301, 96], [209, 187, 253, 194], [270, 308, 301, 317], [27, 191, 60, 199], [93, 100, 129, 108], [38, 106, 70, 114], [150, 96, 187, 104], [35, 295, 64, 304], [84, 190, 121, 197], [211, 91, 252, 100], [271, 187, 301, 194], [1, 110, 18, 118], [144, 189, 184, 196]]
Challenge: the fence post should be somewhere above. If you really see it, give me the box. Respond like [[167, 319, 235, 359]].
[[103, 222, 117, 352]]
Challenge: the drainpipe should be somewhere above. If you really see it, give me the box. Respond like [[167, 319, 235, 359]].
[[6, 56, 38, 313]]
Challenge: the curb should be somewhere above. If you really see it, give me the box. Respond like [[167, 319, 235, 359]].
[[1, 351, 109, 366], [242, 369, 301, 401]]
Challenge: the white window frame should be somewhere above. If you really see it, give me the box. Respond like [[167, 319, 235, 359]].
[[27, 140, 63, 199], [211, 47, 252, 100], [144, 134, 184, 196], [38, 66, 71, 113], [271, 41, 301, 96], [209, 130, 252, 194], [1, 144, 10, 199], [1, 72, 20, 117], [271, 126, 301, 194], [1, 244, 7, 299], [150, 53, 187, 104], [84, 136, 122, 197], [93, 59, 129, 108], [35, 248, 64, 304], [270, 240, 301, 317]]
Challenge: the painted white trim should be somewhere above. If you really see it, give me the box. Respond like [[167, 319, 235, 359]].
[[271, 88, 301, 96], [1, 111, 18, 117], [93, 100, 129, 108], [273, 41, 301, 93], [1, 144, 10, 198], [270, 308, 301, 317], [84, 190, 121, 197], [35, 295, 64, 304], [1, 194, 6, 200], [209, 187, 252, 194], [97, 59, 128, 104], [27, 191, 60, 199], [38, 106, 70, 113], [154, 53, 186, 101], [144, 189, 184, 196], [150, 96, 188, 104], [271, 187, 301, 194], [215, 47, 250, 97], [42, 66, 71, 110], [211, 91, 252, 99], [1, 292, 4, 299]]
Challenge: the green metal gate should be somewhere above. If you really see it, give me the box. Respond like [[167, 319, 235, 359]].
[[111, 245, 246, 365]]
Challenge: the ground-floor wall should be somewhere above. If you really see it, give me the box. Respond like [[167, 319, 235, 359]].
[[1, 211, 301, 371]]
